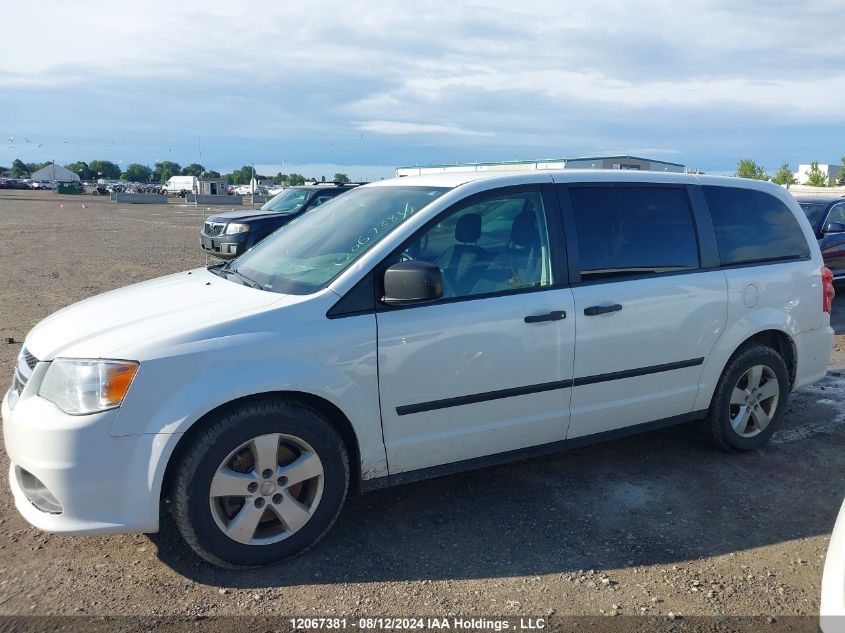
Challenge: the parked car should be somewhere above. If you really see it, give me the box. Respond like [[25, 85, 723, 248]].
[[7, 179, 32, 190], [797, 196, 845, 282], [821, 495, 845, 630], [4, 171, 834, 568], [200, 183, 358, 259]]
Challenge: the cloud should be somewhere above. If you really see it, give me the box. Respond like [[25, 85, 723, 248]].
[[359, 70, 845, 120], [355, 121, 493, 137], [2, 0, 844, 172]]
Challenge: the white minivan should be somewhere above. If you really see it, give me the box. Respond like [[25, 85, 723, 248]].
[[4, 170, 835, 567]]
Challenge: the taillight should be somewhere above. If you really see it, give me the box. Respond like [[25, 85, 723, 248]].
[[822, 267, 835, 313]]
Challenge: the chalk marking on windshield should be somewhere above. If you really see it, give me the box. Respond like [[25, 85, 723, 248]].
[[333, 203, 417, 266]]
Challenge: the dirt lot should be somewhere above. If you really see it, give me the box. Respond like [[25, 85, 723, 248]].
[[1, 190, 845, 622]]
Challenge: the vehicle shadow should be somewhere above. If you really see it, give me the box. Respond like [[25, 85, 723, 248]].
[[151, 387, 845, 588]]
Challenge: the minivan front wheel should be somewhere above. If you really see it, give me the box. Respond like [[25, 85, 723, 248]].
[[707, 345, 789, 452], [170, 398, 349, 568]]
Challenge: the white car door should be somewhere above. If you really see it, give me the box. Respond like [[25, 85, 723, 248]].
[[376, 186, 576, 475], [560, 183, 727, 439]]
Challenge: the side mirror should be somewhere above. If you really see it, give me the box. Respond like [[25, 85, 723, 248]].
[[825, 221, 845, 234], [382, 261, 443, 305]]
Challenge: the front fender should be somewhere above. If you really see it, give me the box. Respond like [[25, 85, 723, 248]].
[[111, 317, 386, 482]]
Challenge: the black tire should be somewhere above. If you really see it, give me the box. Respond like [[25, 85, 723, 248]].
[[706, 344, 790, 452], [170, 398, 349, 568]]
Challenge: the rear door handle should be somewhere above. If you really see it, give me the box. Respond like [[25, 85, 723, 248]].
[[524, 310, 566, 323], [584, 303, 622, 316]]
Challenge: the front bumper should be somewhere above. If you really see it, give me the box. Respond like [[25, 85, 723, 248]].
[[2, 384, 171, 535], [821, 497, 845, 630], [200, 232, 248, 259]]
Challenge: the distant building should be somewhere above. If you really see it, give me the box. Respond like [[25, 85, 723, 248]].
[[395, 155, 686, 177], [197, 178, 227, 196], [794, 163, 843, 186], [30, 163, 80, 183]]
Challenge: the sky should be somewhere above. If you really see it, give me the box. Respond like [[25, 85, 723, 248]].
[[2, 0, 844, 180]]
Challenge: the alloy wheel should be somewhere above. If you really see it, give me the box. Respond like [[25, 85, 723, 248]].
[[209, 433, 325, 545], [728, 364, 780, 438]]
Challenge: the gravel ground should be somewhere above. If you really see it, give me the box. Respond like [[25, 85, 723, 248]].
[[1, 190, 844, 623]]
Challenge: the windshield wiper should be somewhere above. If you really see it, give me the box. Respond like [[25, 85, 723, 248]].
[[227, 269, 264, 290], [221, 264, 264, 290], [207, 262, 226, 276]]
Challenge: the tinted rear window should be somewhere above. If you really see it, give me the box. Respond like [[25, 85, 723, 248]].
[[568, 186, 700, 280], [703, 186, 810, 265]]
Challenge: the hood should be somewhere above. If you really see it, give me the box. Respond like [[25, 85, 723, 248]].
[[25, 268, 285, 361], [206, 209, 297, 223]]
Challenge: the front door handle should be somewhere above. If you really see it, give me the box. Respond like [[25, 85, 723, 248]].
[[584, 303, 622, 316], [524, 310, 566, 323]]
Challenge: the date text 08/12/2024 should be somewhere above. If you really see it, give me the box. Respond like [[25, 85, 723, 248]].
[[289, 618, 547, 631]]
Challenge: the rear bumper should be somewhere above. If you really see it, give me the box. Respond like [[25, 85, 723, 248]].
[[793, 323, 835, 390]]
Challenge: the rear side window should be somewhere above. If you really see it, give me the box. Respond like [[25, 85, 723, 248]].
[[703, 186, 810, 265], [309, 188, 349, 208], [568, 186, 700, 281]]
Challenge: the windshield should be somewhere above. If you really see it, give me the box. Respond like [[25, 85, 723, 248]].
[[260, 188, 312, 213], [799, 202, 827, 228], [230, 186, 449, 294]]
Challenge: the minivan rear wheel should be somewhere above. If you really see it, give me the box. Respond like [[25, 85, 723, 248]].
[[707, 344, 789, 452], [170, 398, 349, 568]]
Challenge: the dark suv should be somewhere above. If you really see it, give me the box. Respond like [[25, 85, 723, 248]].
[[200, 183, 358, 259], [797, 196, 845, 280]]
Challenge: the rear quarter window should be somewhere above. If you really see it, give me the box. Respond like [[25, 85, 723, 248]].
[[703, 186, 810, 265]]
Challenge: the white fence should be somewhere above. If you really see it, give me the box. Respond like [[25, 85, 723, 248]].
[[787, 185, 845, 198], [186, 194, 243, 205], [110, 193, 168, 204]]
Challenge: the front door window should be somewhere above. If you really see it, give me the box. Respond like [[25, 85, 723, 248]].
[[401, 190, 554, 299]]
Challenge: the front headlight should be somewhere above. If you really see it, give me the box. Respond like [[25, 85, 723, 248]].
[[38, 359, 139, 415], [225, 223, 249, 234]]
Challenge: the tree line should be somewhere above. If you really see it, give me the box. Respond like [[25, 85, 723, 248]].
[[0, 158, 351, 186], [7, 154, 843, 188], [735, 158, 845, 186]]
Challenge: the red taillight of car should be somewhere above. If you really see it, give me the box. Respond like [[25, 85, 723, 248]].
[[822, 267, 835, 314]]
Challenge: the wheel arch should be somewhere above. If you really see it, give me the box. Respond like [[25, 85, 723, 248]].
[[738, 329, 797, 387], [160, 390, 364, 506], [694, 317, 799, 412]]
